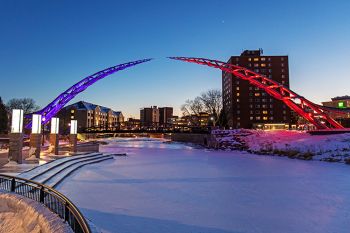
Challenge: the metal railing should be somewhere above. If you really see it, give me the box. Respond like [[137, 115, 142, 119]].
[[0, 174, 91, 233]]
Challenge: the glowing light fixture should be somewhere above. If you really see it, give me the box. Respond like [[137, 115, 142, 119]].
[[51, 117, 59, 134], [70, 120, 77, 134], [11, 109, 23, 133], [32, 114, 42, 134]]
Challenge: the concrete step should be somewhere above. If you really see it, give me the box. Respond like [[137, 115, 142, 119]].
[[19, 152, 102, 180], [34, 154, 112, 184], [46, 155, 114, 188]]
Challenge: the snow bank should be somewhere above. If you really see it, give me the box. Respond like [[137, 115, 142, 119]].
[[212, 129, 350, 162], [0, 192, 72, 233]]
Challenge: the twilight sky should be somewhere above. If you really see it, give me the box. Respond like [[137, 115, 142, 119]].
[[0, 0, 349, 118]]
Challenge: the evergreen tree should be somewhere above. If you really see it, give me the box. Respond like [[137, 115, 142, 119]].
[[0, 97, 8, 133]]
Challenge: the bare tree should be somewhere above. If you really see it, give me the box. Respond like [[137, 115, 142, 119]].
[[181, 97, 205, 116], [200, 89, 222, 120], [6, 98, 40, 114]]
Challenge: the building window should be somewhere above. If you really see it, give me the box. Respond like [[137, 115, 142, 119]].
[[236, 93, 240, 96], [256, 116, 261, 120], [236, 87, 239, 90], [263, 117, 268, 120], [261, 57, 266, 61], [254, 93, 260, 97], [71, 110, 75, 113], [254, 63, 259, 67], [248, 58, 251, 61], [249, 117, 254, 120], [261, 63, 266, 67], [263, 110, 268, 114], [254, 58, 259, 61]]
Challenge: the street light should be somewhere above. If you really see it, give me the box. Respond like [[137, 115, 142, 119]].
[[11, 109, 23, 133], [9, 109, 24, 163]]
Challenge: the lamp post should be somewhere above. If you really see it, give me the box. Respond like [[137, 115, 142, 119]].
[[69, 120, 78, 153], [50, 117, 59, 155], [8, 109, 24, 163], [30, 114, 42, 159]]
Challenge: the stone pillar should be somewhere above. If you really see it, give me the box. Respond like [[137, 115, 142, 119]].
[[30, 133, 42, 158], [69, 134, 77, 153], [50, 134, 59, 155], [9, 133, 23, 164]]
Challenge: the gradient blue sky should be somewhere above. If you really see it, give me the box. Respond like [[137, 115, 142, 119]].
[[0, 0, 349, 118]]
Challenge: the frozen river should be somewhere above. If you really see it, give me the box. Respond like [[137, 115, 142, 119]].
[[57, 138, 350, 233]]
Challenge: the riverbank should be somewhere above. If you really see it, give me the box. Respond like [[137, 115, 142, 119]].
[[211, 129, 350, 163]]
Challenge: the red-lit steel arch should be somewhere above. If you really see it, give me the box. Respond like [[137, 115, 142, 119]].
[[169, 57, 345, 130]]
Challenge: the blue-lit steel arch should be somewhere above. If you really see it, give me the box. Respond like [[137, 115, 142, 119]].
[[26, 59, 152, 128]]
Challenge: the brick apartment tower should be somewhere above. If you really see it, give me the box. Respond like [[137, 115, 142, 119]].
[[222, 49, 291, 129]]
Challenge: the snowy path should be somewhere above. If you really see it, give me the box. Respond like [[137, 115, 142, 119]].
[[57, 138, 350, 233]]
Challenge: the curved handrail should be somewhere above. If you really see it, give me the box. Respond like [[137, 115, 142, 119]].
[[0, 174, 91, 233]]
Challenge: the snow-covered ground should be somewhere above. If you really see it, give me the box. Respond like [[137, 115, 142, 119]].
[[0, 191, 72, 233], [57, 137, 350, 233], [213, 129, 350, 162]]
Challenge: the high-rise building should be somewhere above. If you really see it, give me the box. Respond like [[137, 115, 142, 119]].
[[159, 107, 173, 128], [140, 106, 159, 128], [140, 106, 173, 128], [222, 49, 291, 129]]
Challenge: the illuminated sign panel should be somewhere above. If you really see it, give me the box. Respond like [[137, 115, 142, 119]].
[[11, 109, 23, 133], [70, 120, 77, 134], [338, 102, 345, 108], [51, 118, 59, 134], [32, 114, 42, 134]]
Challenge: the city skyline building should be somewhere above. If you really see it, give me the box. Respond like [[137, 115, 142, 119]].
[[57, 101, 124, 133], [140, 106, 173, 129], [222, 49, 292, 129]]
